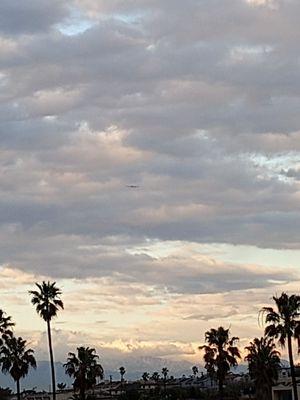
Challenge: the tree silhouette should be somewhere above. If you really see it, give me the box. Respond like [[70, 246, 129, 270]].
[[142, 372, 149, 382], [192, 365, 198, 378], [0, 310, 14, 345], [151, 371, 160, 382], [245, 337, 281, 400], [199, 326, 241, 400], [64, 347, 103, 400], [151, 372, 160, 394], [261, 292, 300, 400], [119, 366, 126, 383], [162, 367, 168, 393], [0, 336, 36, 400], [29, 281, 63, 400]]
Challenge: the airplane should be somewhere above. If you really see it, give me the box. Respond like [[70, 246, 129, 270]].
[[126, 185, 140, 188]]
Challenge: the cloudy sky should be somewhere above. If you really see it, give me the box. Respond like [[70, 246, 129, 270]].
[[0, 0, 300, 372]]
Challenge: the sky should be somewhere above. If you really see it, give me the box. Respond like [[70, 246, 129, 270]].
[[0, 0, 300, 375]]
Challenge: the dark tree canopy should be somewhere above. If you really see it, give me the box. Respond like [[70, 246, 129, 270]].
[[64, 347, 104, 400], [261, 292, 300, 400], [0, 336, 36, 400], [29, 281, 64, 322], [199, 326, 241, 399], [245, 337, 281, 400]]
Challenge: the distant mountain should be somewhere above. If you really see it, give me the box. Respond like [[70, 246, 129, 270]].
[[0, 361, 73, 391], [102, 356, 195, 381], [0, 357, 194, 391], [2, 357, 286, 392]]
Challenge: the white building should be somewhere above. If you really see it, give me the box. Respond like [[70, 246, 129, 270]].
[[272, 368, 300, 400]]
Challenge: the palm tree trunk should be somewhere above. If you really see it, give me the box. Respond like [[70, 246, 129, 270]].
[[16, 379, 20, 400], [80, 382, 86, 400], [287, 334, 298, 400], [47, 319, 56, 400]]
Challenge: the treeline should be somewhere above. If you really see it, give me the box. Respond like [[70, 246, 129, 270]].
[[196, 292, 300, 400], [0, 282, 299, 400], [134, 292, 300, 400]]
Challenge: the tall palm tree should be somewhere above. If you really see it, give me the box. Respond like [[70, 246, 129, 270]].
[[64, 347, 104, 400], [0, 336, 36, 400], [0, 310, 14, 345], [245, 337, 281, 400], [261, 292, 300, 400], [199, 326, 241, 400], [29, 281, 63, 400]]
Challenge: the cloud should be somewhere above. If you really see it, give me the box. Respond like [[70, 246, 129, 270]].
[[0, 236, 297, 296], [0, 0, 69, 35], [281, 167, 300, 181], [1, 0, 300, 366]]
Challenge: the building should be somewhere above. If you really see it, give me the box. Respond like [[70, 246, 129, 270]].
[[272, 367, 300, 400]]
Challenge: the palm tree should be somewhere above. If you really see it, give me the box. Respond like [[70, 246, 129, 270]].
[[245, 337, 281, 400], [0, 310, 14, 345], [0, 336, 36, 400], [29, 281, 64, 400], [162, 367, 168, 393], [199, 326, 241, 400], [192, 365, 198, 378], [64, 347, 104, 400], [261, 292, 300, 400], [119, 366, 126, 384]]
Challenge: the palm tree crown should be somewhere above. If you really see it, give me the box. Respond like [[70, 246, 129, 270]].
[[0, 336, 36, 400], [64, 347, 104, 400], [29, 281, 64, 321], [245, 337, 281, 400], [261, 293, 300, 347], [199, 326, 241, 399]]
